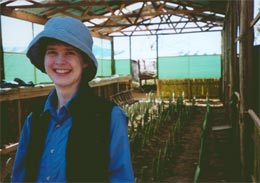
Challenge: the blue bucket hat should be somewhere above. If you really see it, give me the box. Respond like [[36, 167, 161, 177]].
[[26, 16, 98, 81]]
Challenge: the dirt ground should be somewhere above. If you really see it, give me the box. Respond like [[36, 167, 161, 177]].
[[130, 91, 242, 182], [131, 104, 204, 182]]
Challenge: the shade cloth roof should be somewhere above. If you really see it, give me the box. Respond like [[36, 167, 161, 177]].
[[0, 0, 227, 37]]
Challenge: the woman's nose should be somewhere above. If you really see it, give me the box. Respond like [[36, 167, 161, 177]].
[[55, 54, 66, 64]]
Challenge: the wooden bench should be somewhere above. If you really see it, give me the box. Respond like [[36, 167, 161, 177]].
[[110, 89, 138, 106], [211, 91, 239, 133]]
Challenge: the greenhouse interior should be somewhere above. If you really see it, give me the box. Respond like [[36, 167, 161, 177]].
[[0, 0, 260, 182]]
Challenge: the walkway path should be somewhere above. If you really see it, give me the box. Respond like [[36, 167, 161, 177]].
[[200, 106, 242, 182], [162, 104, 242, 182], [131, 92, 242, 182], [162, 106, 205, 182]]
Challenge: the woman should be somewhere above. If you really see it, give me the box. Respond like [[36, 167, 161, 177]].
[[11, 16, 134, 182]]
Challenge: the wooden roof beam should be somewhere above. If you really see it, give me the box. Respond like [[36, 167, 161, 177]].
[[91, 5, 134, 34], [82, 6, 92, 17], [93, 2, 116, 31], [134, 1, 145, 24], [0, 0, 16, 7], [43, 5, 74, 17], [2, 5, 224, 25], [173, 0, 225, 15], [80, 8, 224, 21], [104, 2, 115, 15], [2, 0, 154, 9], [115, 3, 134, 25], [1, 7, 47, 24], [114, 25, 222, 33], [88, 20, 198, 28]]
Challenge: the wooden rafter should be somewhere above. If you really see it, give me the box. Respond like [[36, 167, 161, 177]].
[[0, 0, 226, 36]]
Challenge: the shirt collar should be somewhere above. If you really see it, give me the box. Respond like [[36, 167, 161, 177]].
[[44, 89, 79, 115]]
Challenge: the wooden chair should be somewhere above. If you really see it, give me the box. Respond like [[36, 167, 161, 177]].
[[137, 59, 157, 89], [110, 89, 138, 107]]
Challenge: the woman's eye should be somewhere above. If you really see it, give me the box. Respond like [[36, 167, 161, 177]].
[[46, 50, 57, 55], [67, 51, 76, 55]]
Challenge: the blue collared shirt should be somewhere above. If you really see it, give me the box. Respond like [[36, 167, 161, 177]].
[[11, 90, 134, 182]]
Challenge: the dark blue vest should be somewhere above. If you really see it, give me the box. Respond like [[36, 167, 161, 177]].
[[24, 84, 115, 182]]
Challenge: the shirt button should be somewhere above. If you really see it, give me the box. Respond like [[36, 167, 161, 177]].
[[50, 149, 55, 154], [55, 124, 61, 128], [46, 176, 50, 181]]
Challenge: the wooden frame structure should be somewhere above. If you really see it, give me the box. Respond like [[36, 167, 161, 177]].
[[0, 0, 227, 91], [0, 0, 260, 182], [0, 1, 226, 37]]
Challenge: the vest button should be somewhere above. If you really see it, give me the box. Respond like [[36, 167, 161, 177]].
[[46, 176, 51, 181], [55, 124, 61, 128]]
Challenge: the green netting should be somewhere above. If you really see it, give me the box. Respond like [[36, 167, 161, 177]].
[[96, 59, 112, 76], [115, 59, 131, 75], [4, 53, 52, 83], [4, 53, 220, 83], [158, 55, 221, 79]]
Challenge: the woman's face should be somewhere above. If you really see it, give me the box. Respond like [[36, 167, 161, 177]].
[[44, 42, 88, 89]]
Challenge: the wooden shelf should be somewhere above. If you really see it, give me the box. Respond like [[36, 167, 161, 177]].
[[90, 75, 132, 87], [0, 75, 132, 102], [0, 84, 54, 102]]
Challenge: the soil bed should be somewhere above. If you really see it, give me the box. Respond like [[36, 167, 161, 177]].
[[132, 106, 205, 182], [131, 100, 242, 182]]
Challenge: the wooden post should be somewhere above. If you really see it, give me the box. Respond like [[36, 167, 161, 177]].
[[239, 0, 254, 178], [224, 14, 230, 106], [232, 1, 239, 92], [239, 0, 246, 178], [156, 34, 159, 80], [188, 79, 192, 101], [17, 100, 22, 136], [226, 0, 237, 123], [111, 38, 115, 75], [0, 16, 5, 81], [221, 31, 225, 103]]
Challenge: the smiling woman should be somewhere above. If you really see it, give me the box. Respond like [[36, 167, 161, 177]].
[[11, 16, 135, 183], [44, 40, 88, 94]]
